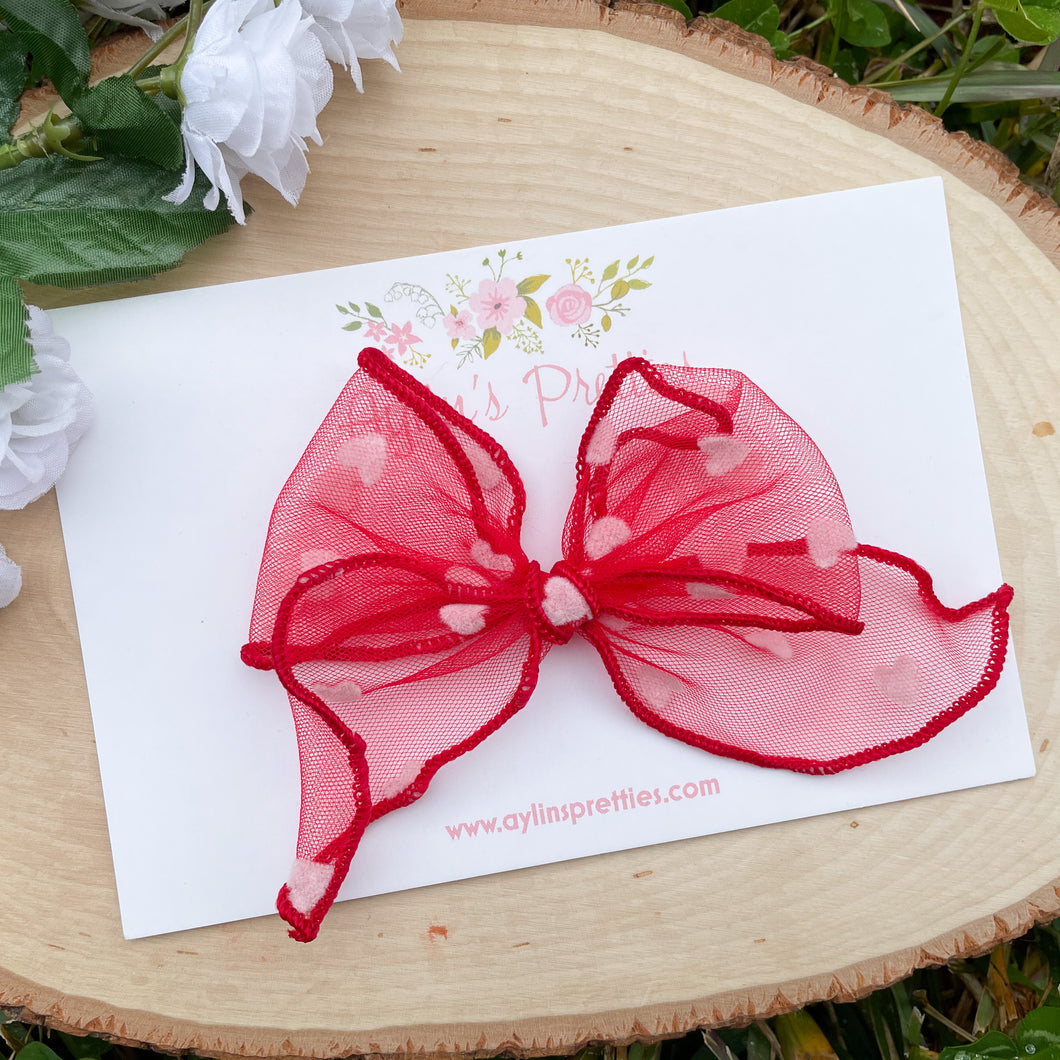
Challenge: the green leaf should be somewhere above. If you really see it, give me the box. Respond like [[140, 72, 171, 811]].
[[336, 304, 349, 314], [611, 279, 630, 299], [656, 0, 694, 16], [0, 155, 237, 288], [342, 320, 363, 331], [641, 255, 654, 267], [516, 274, 549, 295], [939, 1031, 1018, 1059], [16, 1042, 65, 1060], [601, 313, 612, 332], [878, 68, 1060, 100], [713, 0, 781, 38], [626, 255, 639, 270], [348, 302, 360, 313], [0, 276, 33, 388], [69, 76, 184, 170], [523, 295, 542, 327], [627, 278, 652, 289], [0, 0, 89, 102], [995, 1, 1060, 43], [0, 30, 28, 142], [450, 338, 458, 350], [601, 260, 619, 282], [365, 302, 382, 318], [482, 327, 501, 357], [840, 0, 891, 46], [56, 1032, 112, 1059], [1018, 1008, 1060, 1052]]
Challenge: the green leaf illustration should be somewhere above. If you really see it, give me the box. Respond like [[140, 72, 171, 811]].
[[365, 302, 382, 318], [611, 279, 630, 299], [449, 304, 458, 315], [517, 274, 549, 295], [482, 327, 501, 358], [69, 75, 184, 170], [642, 255, 654, 268], [0, 0, 90, 103], [451, 338, 458, 350], [601, 260, 620, 282], [523, 296, 543, 328], [336, 304, 350, 314], [601, 313, 612, 332], [0, 276, 33, 388], [626, 255, 640, 270], [348, 302, 360, 313], [0, 155, 237, 288], [628, 279, 652, 289], [342, 321, 363, 331]]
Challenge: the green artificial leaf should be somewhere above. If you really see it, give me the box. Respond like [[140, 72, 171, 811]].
[[601, 260, 619, 282], [610, 279, 630, 299], [342, 320, 363, 331], [0, 0, 90, 102], [0, 155, 237, 288], [657, 0, 694, 17], [840, 0, 891, 46], [713, 0, 781, 38], [365, 302, 382, 318], [69, 76, 184, 170], [0, 275, 33, 388], [0, 30, 28, 142], [628, 278, 652, 289], [995, 1, 1060, 43], [523, 295, 542, 327], [516, 274, 549, 295], [482, 327, 501, 357], [1017, 1008, 1060, 1052], [601, 313, 612, 332], [56, 1032, 112, 1059], [878, 67, 1060, 99], [939, 1031, 1019, 1059], [16, 1042, 65, 1060]]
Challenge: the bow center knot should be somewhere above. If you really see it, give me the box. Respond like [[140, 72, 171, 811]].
[[525, 561, 596, 645]]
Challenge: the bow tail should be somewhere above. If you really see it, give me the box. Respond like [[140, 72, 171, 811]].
[[585, 545, 1013, 773], [275, 693, 373, 942]]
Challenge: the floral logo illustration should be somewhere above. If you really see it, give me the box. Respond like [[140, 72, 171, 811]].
[[337, 247, 654, 367]]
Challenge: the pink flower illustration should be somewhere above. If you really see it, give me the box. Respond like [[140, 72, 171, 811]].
[[443, 309, 476, 341], [468, 278, 526, 335], [546, 284, 593, 326], [385, 321, 422, 356], [364, 320, 387, 343]]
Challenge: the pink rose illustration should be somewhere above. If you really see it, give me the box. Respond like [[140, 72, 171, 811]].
[[468, 278, 526, 335], [443, 309, 476, 341], [546, 284, 593, 326], [364, 320, 387, 343], [385, 321, 422, 357]]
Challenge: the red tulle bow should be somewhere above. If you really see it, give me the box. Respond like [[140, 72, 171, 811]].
[[242, 347, 1012, 941]]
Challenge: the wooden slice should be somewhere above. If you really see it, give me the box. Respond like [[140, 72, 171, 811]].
[[2, 0, 1059, 1055]]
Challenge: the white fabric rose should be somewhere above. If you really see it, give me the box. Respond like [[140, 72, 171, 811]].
[[0, 306, 93, 511], [165, 0, 334, 225], [0, 543, 21, 609], [300, 0, 403, 90]]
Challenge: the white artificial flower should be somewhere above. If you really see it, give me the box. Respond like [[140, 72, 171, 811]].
[[165, 0, 334, 225], [76, 0, 181, 39], [0, 543, 20, 608], [300, 0, 403, 90], [0, 306, 93, 511]]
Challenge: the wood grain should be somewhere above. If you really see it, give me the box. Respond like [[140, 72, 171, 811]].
[[1, 1, 1058, 1056]]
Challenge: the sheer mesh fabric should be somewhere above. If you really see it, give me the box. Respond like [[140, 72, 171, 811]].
[[244, 348, 1012, 940]]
